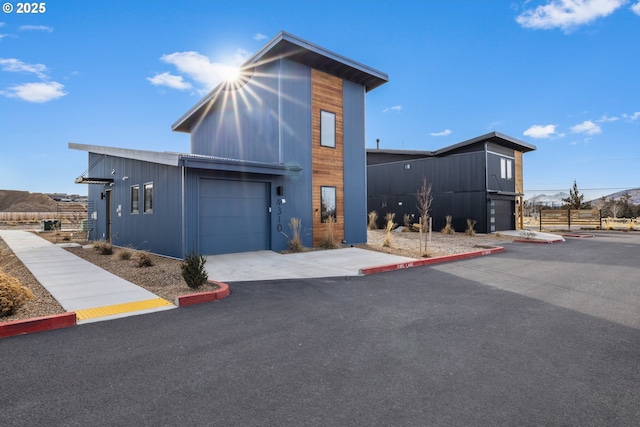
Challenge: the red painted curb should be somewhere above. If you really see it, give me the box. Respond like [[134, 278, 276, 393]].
[[0, 312, 76, 339], [175, 281, 230, 307], [514, 238, 564, 244], [360, 246, 505, 275]]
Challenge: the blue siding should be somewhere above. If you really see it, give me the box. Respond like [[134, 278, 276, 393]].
[[342, 80, 367, 244], [86, 153, 183, 258], [279, 59, 313, 248], [190, 60, 281, 163]]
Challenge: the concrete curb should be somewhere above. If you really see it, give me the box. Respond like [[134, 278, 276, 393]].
[[562, 233, 594, 238], [2, 281, 231, 338], [175, 281, 230, 307], [514, 238, 564, 244], [359, 246, 504, 275], [0, 312, 76, 339]]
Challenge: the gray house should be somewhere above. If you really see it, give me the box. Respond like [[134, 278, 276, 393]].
[[71, 31, 388, 258], [367, 132, 536, 234]]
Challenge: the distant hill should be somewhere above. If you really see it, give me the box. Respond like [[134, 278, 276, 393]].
[[594, 188, 640, 205], [526, 192, 569, 207], [0, 190, 59, 212]]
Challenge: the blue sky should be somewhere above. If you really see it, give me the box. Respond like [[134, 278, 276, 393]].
[[1, 0, 639, 200]]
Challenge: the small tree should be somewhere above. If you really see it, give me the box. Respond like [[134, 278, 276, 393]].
[[181, 250, 208, 289], [415, 177, 433, 255], [563, 180, 590, 209]]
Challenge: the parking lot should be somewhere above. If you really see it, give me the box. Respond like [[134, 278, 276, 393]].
[[1, 232, 639, 426]]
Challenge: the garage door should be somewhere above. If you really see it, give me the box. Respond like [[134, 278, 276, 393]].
[[199, 179, 270, 255], [492, 199, 515, 232]]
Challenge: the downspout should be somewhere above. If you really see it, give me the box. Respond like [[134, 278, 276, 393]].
[[181, 165, 186, 259]]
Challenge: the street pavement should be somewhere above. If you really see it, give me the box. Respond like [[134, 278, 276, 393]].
[[1, 232, 639, 426]]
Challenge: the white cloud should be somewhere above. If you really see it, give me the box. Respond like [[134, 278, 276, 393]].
[[0, 58, 47, 78], [523, 124, 560, 138], [623, 111, 640, 121], [19, 25, 53, 32], [147, 72, 192, 90], [156, 49, 251, 94], [596, 114, 619, 122], [632, 1, 640, 14], [571, 120, 602, 134], [430, 129, 452, 137], [253, 33, 268, 40], [516, 0, 626, 32], [383, 105, 402, 113], [1, 81, 66, 102]]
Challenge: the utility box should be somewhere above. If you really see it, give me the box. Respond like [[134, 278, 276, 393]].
[[41, 219, 61, 231], [81, 219, 88, 232]]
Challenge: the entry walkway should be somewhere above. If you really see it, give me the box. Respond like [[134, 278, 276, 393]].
[[0, 230, 174, 324]]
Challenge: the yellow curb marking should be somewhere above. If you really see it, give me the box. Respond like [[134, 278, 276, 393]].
[[74, 298, 174, 321]]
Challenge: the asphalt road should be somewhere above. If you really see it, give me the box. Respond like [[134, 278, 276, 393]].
[[1, 232, 639, 426]]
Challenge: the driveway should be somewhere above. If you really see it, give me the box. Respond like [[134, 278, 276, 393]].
[[1, 233, 639, 426]]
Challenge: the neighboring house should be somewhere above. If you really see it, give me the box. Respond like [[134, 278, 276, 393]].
[[366, 132, 536, 234], [70, 31, 388, 258]]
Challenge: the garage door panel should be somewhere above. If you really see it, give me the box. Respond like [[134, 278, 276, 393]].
[[199, 179, 270, 255]]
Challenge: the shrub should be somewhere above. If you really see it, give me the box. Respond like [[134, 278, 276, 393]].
[[441, 215, 455, 235], [0, 270, 34, 317], [382, 213, 396, 248], [367, 211, 378, 230], [117, 247, 133, 260], [402, 214, 412, 232], [181, 250, 208, 289], [132, 251, 154, 268], [465, 219, 477, 236], [94, 240, 113, 255], [319, 215, 339, 249], [285, 217, 305, 252]]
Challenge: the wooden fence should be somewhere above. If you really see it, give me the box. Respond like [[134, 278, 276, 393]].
[[539, 209, 602, 230], [0, 211, 87, 227]]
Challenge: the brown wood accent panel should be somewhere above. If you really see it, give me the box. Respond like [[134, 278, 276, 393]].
[[514, 150, 523, 194], [311, 69, 344, 246]]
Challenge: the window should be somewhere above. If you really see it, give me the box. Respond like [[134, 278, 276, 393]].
[[500, 158, 513, 180], [143, 182, 153, 214], [130, 185, 139, 214], [320, 186, 336, 223], [320, 110, 336, 148]]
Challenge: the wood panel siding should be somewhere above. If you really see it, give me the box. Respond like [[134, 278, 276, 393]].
[[311, 69, 344, 245], [514, 150, 523, 194]]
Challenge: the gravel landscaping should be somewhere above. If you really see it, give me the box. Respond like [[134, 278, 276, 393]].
[[1, 226, 516, 323]]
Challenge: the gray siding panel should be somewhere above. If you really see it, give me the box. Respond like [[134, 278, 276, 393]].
[[190, 60, 281, 162], [86, 153, 183, 258], [343, 80, 367, 244]]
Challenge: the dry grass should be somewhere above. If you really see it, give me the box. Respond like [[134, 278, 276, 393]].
[[368, 211, 378, 230]]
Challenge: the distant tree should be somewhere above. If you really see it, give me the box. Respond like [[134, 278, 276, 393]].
[[592, 196, 609, 216], [562, 180, 590, 209], [619, 193, 632, 218], [609, 197, 622, 219]]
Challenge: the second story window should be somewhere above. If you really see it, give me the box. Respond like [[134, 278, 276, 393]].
[[500, 158, 513, 180], [320, 110, 336, 148]]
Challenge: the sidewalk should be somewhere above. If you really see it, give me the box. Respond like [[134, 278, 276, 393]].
[[0, 230, 174, 324]]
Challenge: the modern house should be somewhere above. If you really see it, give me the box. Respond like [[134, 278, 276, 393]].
[[70, 31, 388, 258], [366, 132, 536, 234]]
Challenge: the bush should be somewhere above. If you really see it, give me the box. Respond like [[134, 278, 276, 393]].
[[465, 219, 477, 236], [94, 240, 113, 255], [0, 270, 34, 317], [181, 250, 208, 289], [319, 215, 339, 249], [441, 215, 455, 235], [117, 247, 133, 260], [367, 211, 378, 230], [382, 213, 396, 247], [132, 251, 154, 268], [285, 217, 305, 252]]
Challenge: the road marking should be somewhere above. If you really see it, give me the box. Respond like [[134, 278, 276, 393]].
[[74, 298, 174, 320]]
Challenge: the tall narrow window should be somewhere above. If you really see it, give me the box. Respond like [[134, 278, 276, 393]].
[[500, 158, 506, 179], [130, 185, 139, 214], [143, 182, 153, 214], [320, 186, 336, 222], [506, 159, 513, 180], [320, 110, 336, 148]]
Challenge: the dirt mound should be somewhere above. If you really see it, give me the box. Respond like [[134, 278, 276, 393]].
[[0, 190, 58, 212]]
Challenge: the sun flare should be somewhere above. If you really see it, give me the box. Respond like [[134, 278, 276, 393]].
[[220, 65, 240, 82]]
